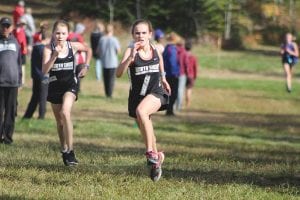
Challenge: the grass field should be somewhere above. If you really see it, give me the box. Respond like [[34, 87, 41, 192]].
[[0, 45, 299, 200]]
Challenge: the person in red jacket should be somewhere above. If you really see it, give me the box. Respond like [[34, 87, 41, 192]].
[[33, 21, 49, 44], [13, 1, 25, 26], [184, 40, 198, 108], [13, 18, 27, 85], [67, 22, 86, 91]]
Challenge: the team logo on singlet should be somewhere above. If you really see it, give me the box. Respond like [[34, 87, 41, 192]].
[[135, 64, 159, 75], [52, 61, 74, 71], [0, 43, 17, 52]]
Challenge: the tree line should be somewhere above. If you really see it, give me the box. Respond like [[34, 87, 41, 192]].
[[60, 0, 299, 48]]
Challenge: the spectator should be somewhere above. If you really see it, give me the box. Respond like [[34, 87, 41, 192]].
[[67, 22, 87, 91], [163, 32, 180, 116], [13, 0, 25, 26], [21, 7, 36, 54], [68, 22, 86, 66], [13, 18, 27, 86], [0, 17, 22, 144], [33, 21, 49, 44], [23, 29, 49, 119], [154, 29, 165, 54], [175, 36, 187, 111], [184, 40, 198, 108], [97, 24, 121, 97], [90, 21, 105, 81]]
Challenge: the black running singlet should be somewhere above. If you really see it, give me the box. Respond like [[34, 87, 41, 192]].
[[128, 45, 166, 97], [47, 41, 79, 103], [127, 45, 168, 118]]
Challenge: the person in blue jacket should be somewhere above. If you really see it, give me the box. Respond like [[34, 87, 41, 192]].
[[163, 32, 180, 115]]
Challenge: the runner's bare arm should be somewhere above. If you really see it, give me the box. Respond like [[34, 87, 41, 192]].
[[42, 45, 58, 74]]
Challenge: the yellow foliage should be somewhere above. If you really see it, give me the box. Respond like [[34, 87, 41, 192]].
[[238, 15, 253, 32], [261, 3, 280, 18]]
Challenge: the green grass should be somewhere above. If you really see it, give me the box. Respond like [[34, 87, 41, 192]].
[[195, 45, 300, 77], [0, 57, 300, 200], [1, 46, 300, 199], [0, 0, 299, 198]]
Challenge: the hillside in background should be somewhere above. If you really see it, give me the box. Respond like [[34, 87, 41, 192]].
[[0, 0, 60, 24], [2, 0, 300, 49]]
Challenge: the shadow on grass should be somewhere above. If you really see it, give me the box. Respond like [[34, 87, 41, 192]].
[[239, 93, 300, 103], [157, 109, 300, 142], [6, 106, 300, 195], [71, 108, 300, 141], [0, 195, 33, 200], [163, 168, 300, 189], [243, 48, 279, 57], [1, 139, 299, 190]]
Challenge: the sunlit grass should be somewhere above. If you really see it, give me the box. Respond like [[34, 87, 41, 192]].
[[1, 0, 299, 198], [0, 63, 298, 199]]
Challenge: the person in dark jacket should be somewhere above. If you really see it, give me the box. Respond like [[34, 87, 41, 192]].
[[0, 17, 22, 144], [23, 31, 49, 119], [90, 21, 104, 81]]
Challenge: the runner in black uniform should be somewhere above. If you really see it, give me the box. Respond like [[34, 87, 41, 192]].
[[116, 19, 171, 182], [128, 44, 169, 117], [280, 32, 299, 93], [47, 41, 78, 103], [42, 20, 91, 166]]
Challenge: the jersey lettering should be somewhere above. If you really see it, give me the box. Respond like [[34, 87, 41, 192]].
[[0, 43, 17, 52], [52, 61, 74, 71], [135, 64, 159, 75]]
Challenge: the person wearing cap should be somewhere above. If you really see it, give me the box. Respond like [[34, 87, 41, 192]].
[[154, 29, 165, 54], [0, 17, 22, 144], [13, 18, 27, 85]]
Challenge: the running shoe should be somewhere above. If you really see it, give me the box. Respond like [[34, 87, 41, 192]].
[[150, 167, 162, 182], [61, 151, 70, 166], [145, 151, 158, 166], [68, 150, 79, 165], [61, 151, 78, 166], [0, 136, 12, 145], [150, 151, 165, 182]]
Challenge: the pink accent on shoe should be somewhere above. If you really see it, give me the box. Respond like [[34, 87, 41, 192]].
[[145, 151, 158, 165], [145, 151, 158, 159], [154, 151, 165, 169]]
